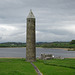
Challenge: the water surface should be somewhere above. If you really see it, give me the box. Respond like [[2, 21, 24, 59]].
[[0, 48, 75, 58]]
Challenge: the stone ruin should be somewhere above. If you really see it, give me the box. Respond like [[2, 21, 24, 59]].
[[36, 54, 64, 60], [41, 54, 54, 60]]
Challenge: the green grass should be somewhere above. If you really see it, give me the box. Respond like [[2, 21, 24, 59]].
[[34, 59, 75, 75], [0, 58, 37, 75], [0, 58, 75, 75]]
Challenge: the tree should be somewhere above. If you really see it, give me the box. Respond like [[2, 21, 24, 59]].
[[70, 40, 75, 44]]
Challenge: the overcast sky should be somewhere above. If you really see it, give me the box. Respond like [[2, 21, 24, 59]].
[[0, 0, 75, 43]]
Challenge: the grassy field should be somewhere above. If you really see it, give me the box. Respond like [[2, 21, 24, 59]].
[[0, 58, 75, 75], [0, 58, 37, 75], [34, 59, 75, 75]]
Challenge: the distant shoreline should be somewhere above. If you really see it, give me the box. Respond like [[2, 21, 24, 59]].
[[48, 48, 69, 50]]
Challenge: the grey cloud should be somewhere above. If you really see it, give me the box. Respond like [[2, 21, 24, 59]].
[[37, 27, 73, 36], [0, 0, 74, 25], [0, 37, 2, 39], [0, 0, 75, 42]]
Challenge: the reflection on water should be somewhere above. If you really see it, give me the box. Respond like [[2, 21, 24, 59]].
[[0, 48, 75, 58]]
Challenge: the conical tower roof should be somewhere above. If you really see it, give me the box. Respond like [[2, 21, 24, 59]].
[[27, 9, 35, 18]]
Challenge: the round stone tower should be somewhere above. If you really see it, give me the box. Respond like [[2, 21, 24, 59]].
[[26, 10, 36, 62]]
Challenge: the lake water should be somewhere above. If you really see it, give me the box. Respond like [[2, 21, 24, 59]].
[[0, 48, 75, 58]]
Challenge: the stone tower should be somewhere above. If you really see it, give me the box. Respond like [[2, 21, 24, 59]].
[[26, 10, 36, 62]]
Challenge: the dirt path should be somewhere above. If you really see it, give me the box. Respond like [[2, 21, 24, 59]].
[[31, 62, 43, 75]]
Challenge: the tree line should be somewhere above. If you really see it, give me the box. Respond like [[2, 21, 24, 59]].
[[0, 40, 75, 48]]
